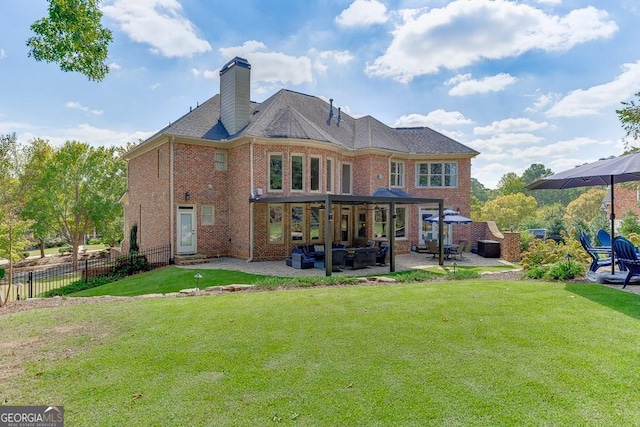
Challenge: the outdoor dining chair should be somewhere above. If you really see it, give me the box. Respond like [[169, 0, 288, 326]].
[[579, 231, 611, 273]]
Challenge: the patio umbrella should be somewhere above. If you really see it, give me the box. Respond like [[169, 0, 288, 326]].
[[526, 151, 640, 274], [425, 209, 473, 224]]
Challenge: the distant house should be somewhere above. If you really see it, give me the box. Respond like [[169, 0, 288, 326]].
[[122, 57, 479, 262]]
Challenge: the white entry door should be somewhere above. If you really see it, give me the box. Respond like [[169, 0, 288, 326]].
[[177, 208, 196, 254]]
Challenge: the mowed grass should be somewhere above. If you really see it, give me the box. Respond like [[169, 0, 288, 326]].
[[2, 281, 640, 426], [72, 267, 268, 297]]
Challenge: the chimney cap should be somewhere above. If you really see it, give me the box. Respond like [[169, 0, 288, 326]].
[[220, 57, 251, 75]]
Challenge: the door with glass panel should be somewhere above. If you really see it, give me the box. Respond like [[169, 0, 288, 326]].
[[177, 207, 196, 254]]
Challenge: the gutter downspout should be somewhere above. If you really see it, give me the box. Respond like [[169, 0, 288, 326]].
[[247, 138, 255, 263], [170, 137, 175, 261]]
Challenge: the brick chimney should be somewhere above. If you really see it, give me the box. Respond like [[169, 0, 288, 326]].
[[219, 57, 251, 135]]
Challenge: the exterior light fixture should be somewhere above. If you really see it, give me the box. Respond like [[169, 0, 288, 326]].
[[185, 191, 191, 201], [194, 273, 202, 291]]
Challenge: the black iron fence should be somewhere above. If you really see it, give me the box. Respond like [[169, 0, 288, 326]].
[[0, 244, 171, 303]]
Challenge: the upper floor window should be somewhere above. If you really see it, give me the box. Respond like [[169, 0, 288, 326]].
[[326, 158, 334, 193], [269, 154, 283, 191], [341, 162, 352, 194], [391, 161, 404, 187], [215, 152, 227, 171], [310, 156, 321, 192], [416, 162, 458, 187], [291, 154, 304, 191]]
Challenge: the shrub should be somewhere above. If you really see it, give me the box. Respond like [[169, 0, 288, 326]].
[[544, 260, 585, 281], [113, 253, 150, 276], [58, 244, 73, 254], [87, 237, 102, 245], [40, 276, 119, 297], [521, 234, 589, 271], [520, 231, 536, 252]]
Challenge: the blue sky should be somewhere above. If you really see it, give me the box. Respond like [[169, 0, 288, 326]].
[[1, 0, 639, 189]]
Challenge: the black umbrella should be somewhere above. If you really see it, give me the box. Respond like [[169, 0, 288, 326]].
[[527, 152, 640, 274]]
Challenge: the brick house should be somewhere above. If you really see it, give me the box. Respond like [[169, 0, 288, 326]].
[[122, 57, 479, 268], [603, 184, 640, 230]]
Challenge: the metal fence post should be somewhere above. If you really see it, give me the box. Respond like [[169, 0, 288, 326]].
[[28, 271, 33, 299], [85, 259, 89, 283]]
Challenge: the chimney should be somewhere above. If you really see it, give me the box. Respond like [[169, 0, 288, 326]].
[[219, 57, 251, 135]]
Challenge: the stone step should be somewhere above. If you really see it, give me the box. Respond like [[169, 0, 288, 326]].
[[174, 254, 210, 266]]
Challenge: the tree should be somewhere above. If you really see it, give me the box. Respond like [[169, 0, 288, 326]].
[[521, 163, 552, 186], [25, 141, 126, 269], [497, 172, 526, 196], [0, 133, 31, 306], [563, 188, 607, 228], [471, 178, 494, 203], [21, 139, 56, 258], [617, 92, 640, 149], [26, 0, 113, 81], [480, 193, 538, 230]]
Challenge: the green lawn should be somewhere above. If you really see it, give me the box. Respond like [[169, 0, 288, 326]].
[[72, 267, 268, 297], [2, 280, 639, 426]]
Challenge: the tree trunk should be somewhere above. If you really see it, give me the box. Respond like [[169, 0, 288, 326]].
[[39, 239, 45, 258]]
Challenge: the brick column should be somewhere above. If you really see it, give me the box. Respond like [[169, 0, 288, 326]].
[[501, 232, 521, 262]]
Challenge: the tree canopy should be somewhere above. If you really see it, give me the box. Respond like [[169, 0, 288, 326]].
[[26, 0, 113, 81], [617, 91, 640, 148]]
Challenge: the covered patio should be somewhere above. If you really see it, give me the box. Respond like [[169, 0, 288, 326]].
[[250, 193, 446, 276]]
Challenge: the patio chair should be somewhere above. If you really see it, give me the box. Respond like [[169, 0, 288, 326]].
[[613, 236, 640, 288], [346, 247, 369, 269], [426, 240, 439, 259], [597, 229, 612, 247], [579, 231, 611, 273], [375, 244, 389, 266], [331, 248, 348, 272]]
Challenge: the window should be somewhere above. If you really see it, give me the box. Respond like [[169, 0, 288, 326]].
[[357, 211, 367, 237], [310, 156, 321, 191], [326, 158, 333, 193], [269, 205, 283, 243], [269, 154, 283, 191], [310, 206, 323, 241], [416, 162, 458, 187], [391, 161, 404, 187], [201, 205, 214, 225], [373, 206, 388, 239], [215, 152, 227, 171], [291, 154, 304, 191], [394, 207, 406, 239], [341, 162, 352, 194], [291, 205, 305, 241]]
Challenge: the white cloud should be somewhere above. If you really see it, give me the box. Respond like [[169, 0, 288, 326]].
[[394, 109, 474, 128], [108, 62, 121, 70], [0, 49, 6, 60], [310, 49, 355, 75], [335, 0, 388, 28], [526, 92, 558, 112], [102, 0, 212, 58], [219, 41, 313, 86], [474, 118, 548, 135], [546, 60, 640, 117], [446, 73, 517, 96], [65, 101, 104, 116], [535, 0, 561, 4], [366, 1, 617, 82]]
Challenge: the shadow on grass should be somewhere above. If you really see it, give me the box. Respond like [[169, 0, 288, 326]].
[[565, 283, 640, 320]]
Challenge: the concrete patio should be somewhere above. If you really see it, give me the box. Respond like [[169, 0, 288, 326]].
[[180, 251, 517, 277]]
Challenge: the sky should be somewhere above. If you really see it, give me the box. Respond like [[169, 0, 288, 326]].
[[1, 0, 639, 189]]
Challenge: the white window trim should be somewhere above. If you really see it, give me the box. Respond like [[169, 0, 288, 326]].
[[268, 153, 284, 192], [201, 205, 215, 225], [341, 161, 353, 195], [415, 161, 459, 188], [326, 157, 334, 193], [291, 153, 305, 192], [214, 151, 228, 171], [390, 160, 405, 188], [310, 155, 322, 193]]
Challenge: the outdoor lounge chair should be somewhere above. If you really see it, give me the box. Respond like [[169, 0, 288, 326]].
[[597, 229, 612, 247], [331, 248, 348, 272], [579, 232, 611, 273], [375, 244, 389, 266], [346, 247, 369, 269], [613, 236, 640, 288], [426, 240, 439, 259]]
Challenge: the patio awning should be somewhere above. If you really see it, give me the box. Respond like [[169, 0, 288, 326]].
[[249, 192, 445, 276]]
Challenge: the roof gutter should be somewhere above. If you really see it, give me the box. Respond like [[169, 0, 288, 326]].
[[247, 138, 255, 263]]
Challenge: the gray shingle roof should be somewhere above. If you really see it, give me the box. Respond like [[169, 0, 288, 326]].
[[149, 89, 478, 156]]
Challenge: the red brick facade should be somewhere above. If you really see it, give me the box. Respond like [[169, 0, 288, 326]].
[[124, 139, 474, 261]]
